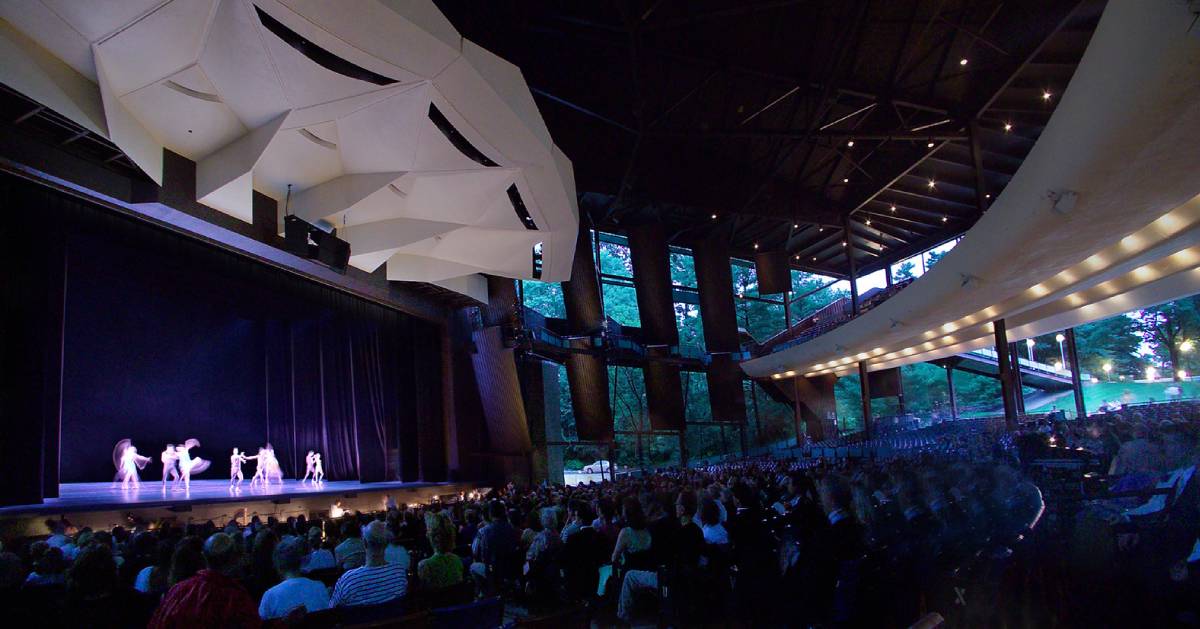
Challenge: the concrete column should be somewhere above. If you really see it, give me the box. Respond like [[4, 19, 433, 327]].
[[1065, 328, 1087, 419], [794, 375, 837, 442], [627, 224, 685, 431], [519, 358, 564, 485], [691, 234, 747, 425], [993, 319, 1018, 431], [858, 362, 872, 439], [561, 225, 614, 441], [945, 362, 959, 420]]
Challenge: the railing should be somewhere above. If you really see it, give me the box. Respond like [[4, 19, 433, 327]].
[[762, 278, 915, 354], [965, 347, 1081, 379]]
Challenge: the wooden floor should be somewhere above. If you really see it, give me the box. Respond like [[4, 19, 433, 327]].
[[0, 479, 463, 517]]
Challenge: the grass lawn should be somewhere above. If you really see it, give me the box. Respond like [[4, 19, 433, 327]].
[[1024, 380, 1200, 414]]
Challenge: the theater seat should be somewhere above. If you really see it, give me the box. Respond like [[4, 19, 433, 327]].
[[429, 596, 504, 629]]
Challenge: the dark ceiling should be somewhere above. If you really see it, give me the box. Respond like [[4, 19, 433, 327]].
[[436, 0, 1105, 278]]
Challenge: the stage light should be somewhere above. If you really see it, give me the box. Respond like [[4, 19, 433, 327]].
[[819, 227, 824, 232], [985, 194, 991, 199], [842, 241, 847, 247], [812, 256, 817, 261], [1055, 333, 1065, 343], [1091, 377, 1099, 383]]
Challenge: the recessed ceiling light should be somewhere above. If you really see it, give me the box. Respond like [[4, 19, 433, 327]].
[[927, 179, 936, 188], [959, 58, 968, 66], [985, 193, 991, 199], [795, 255, 800, 260], [1042, 90, 1052, 101], [1004, 122, 1012, 132], [890, 205, 896, 212], [753, 243, 759, 249], [843, 177, 849, 183], [711, 213, 717, 220], [818, 227, 824, 232], [847, 140, 854, 147], [793, 223, 799, 229], [842, 241, 847, 247], [865, 219, 871, 225], [942, 216, 948, 222], [927, 141, 935, 148]]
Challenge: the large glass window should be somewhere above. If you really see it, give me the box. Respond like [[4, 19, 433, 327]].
[[520, 280, 564, 319], [732, 259, 787, 342], [681, 371, 712, 421], [745, 381, 796, 447]]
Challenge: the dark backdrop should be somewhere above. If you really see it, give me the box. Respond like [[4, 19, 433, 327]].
[[3, 172, 443, 501]]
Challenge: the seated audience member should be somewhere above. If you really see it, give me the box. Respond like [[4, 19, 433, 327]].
[[329, 521, 407, 607], [149, 533, 260, 628], [618, 489, 704, 623], [698, 498, 730, 545], [45, 519, 72, 550], [334, 521, 366, 570], [25, 541, 66, 587], [612, 497, 652, 570], [524, 509, 563, 599], [470, 500, 521, 587], [258, 537, 329, 620], [168, 536, 206, 587], [384, 517, 411, 572], [560, 500, 591, 543], [63, 544, 155, 628], [134, 540, 175, 595], [418, 512, 464, 589], [301, 528, 335, 574]]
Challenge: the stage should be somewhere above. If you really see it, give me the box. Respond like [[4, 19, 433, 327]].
[[0, 479, 481, 537]]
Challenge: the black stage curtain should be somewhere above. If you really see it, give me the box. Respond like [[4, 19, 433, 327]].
[[0, 173, 442, 504]]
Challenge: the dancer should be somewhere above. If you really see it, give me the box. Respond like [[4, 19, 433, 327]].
[[301, 451, 316, 483], [229, 447, 256, 486], [250, 446, 270, 487], [174, 438, 211, 490], [160, 444, 180, 487], [312, 452, 324, 483], [264, 444, 284, 484], [113, 440, 151, 489]]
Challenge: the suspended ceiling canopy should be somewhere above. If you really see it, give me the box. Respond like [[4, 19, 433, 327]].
[[742, 0, 1200, 379], [0, 0, 579, 301]]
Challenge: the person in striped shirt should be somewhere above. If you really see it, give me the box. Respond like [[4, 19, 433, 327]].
[[328, 521, 407, 607]]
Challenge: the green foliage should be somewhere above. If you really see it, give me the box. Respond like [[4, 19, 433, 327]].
[[1073, 314, 1142, 376], [1133, 296, 1200, 377], [521, 280, 564, 319]]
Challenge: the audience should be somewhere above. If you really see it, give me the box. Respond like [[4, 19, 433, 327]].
[[2, 400, 1197, 627]]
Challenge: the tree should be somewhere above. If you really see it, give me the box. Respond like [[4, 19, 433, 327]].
[[1133, 296, 1200, 380], [892, 260, 916, 282], [1073, 314, 1142, 378]]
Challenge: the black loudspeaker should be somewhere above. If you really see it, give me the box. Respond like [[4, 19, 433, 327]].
[[284, 215, 310, 258], [755, 251, 792, 294], [317, 231, 351, 272], [868, 367, 902, 398]]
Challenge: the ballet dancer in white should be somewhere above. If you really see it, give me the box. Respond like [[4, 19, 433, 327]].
[[264, 444, 284, 484], [312, 452, 324, 484], [301, 451, 316, 484], [229, 447, 256, 486], [173, 438, 210, 490], [160, 444, 180, 488], [113, 440, 151, 489], [250, 446, 270, 486]]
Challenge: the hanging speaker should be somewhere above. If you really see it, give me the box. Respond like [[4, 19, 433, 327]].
[[755, 250, 792, 294]]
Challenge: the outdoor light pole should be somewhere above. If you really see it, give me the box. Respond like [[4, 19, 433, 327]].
[[1025, 338, 1035, 362], [1056, 333, 1066, 366]]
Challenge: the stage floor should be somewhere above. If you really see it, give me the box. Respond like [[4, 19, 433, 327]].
[[0, 479, 465, 518]]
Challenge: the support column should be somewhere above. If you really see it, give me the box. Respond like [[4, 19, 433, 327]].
[[885, 265, 893, 287], [561, 225, 614, 441], [945, 362, 959, 420], [1065, 328, 1087, 419], [627, 224, 685, 431], [994, 319, 1018, 431], [845, 218, 860, 314], [794, 375, 837, 443], [519, 357, 564, 485], [1009, 342, 1027, 414], [692, 234, 747, 425], [896, 368, 907, 414], [858, 362, 872, 439]]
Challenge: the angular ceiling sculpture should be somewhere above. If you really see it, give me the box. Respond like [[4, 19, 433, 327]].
[[0, 0, 578, 301]]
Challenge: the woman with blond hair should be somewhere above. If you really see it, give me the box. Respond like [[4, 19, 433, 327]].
[[418, 512, 463, 589]]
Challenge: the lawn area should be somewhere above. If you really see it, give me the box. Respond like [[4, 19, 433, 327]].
[[1024, 380, 1200, 414]]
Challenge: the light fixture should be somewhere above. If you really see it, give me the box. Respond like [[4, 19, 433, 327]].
[[812, 256, 817, 261], [795, 255, 800, 260], [1004, 122, 1012, 132], [1102, 363, 1112, 373], [927, 179, 936, 188], [818, 227, 824, 232], [843, 177, 849, 183], [1042, 90, 1052, 101], [841, 241, 847, 247], [985, 193, 991, 199], [1026, 339, 1035, 348], [793, 223, 799, 229], [1180, 370, 1189, 379], [1053, 361, 1063, 371], [890, 205, 896, 212], [753, 243, 759, 249], [1146, 366, 1157, 380], [1055, 333, 1065, 343], [1181, 339, 1194, 353], [941, 216, 947, 222], [865, 219, 871, 225], [847, 140, 855, 147], [927, 141, 935, 148], [711, 213, 717, 220], [959, 58, 968, 66]]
